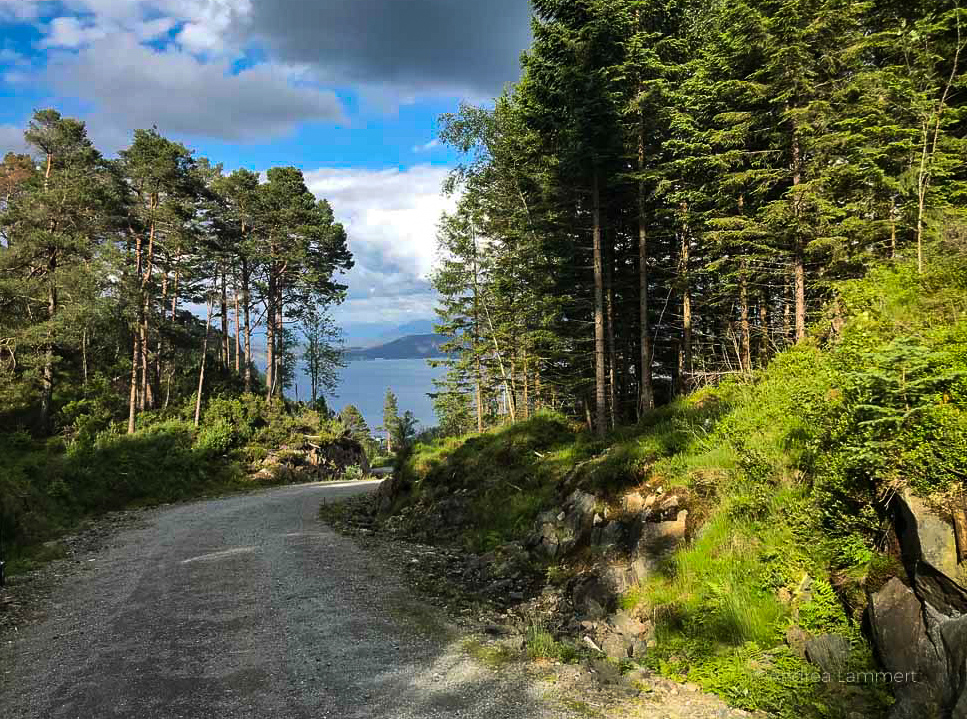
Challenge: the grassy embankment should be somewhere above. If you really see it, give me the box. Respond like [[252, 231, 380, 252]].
[[391, 258, 967, 718], [1, 393, 349, 574]]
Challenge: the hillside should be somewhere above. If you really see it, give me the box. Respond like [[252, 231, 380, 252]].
[[328, 257, 967, 719], [343, 334, 448, 360]]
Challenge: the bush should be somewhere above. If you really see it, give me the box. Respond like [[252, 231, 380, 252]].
[[194, 418, 234, 456]]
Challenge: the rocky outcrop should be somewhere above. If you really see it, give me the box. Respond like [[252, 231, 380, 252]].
[[863, 492, 967, 718], [579, 609, 655, 661], [250, 434, 368, 483], [895, 492, 967, 615], [868, 578, 949, 717]]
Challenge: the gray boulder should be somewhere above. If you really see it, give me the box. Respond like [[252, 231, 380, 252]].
[[868, 577, 946, 718], [804, 633, 851, 674], [895, 492, 967, 615], [572, 575, 613, 619]]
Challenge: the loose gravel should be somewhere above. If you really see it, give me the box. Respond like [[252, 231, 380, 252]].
[[0, 481, 579, 719]]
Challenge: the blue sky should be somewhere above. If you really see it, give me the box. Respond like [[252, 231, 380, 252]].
[[0, 0, 532, 342]]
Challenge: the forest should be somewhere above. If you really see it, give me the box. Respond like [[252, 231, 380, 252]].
[[431, 0, 967, 437], [0, 111, 355, 553]]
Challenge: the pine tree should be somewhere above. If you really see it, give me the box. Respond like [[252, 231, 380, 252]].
[[382, 389, 399, 452], [1, 110, 117, 430]]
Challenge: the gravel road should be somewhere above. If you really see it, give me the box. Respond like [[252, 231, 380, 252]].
[[0, 481, 570, 719]]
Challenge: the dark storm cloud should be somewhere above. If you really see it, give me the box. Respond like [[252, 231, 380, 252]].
[[249, 0, 533, 96]]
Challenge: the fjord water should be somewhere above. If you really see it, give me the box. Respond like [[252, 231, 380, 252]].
[[293, 358, 446, 430]]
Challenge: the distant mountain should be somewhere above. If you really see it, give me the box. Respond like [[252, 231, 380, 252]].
[[372, 319, 436, 345], [340, 319, 438, 347], [343, 333, 449, 360]]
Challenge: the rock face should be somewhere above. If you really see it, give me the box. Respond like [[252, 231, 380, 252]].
[[895, 492, 967, 615], [862, 492, 967, 717], [804, 633, 851, 674], [869, 577, 965, 718]]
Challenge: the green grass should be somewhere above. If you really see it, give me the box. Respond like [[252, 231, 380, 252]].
[[462, 638, 518, 668], [0, 394, 344, 572], [378, 257, 967, 719]]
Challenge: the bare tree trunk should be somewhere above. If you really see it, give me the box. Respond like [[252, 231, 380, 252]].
[[636, 19, 654, 418], [127, 332, 139, 435], [194, 293, 214, 428], [592, 167, 607, 436], [740, 264, 752, 373], [759, 296, 769, 367], [220, 268, 229, 371], [241, 258, 252, 393], [680, 214, 692, 393], [791, 130, 807, 343], [127, 227, 144, 435], [605, 238, 617, 428], [783, 281, 792, 343], [265, 271, 275, 402], [233, 271, 241, 374], [274, 280, 284, 398], [40, 268, 56, 430], [638, 179, 654, 415], [522, 348, 530, 421], [471, 227, 484, 433], [155, 265, 170, 391]]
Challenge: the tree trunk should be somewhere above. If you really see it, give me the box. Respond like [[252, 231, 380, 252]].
[[233, 271, 241, 374], [739, 264, 752, 373], [274, 280, 284, 398], [194, 293, 214, 428], [783, 281, 792, 343], [265, 271, 275, 402], [636, 23, 654, 418], [127, 331, 139, 435], [759, 296, 769, 367], [39, 255, 57, 431], [471, 227, 484, 433], [605, 237, 617, 428], [592, 167, 607, 436], [522, 347, 530, 421], [241, 258, 252, 393], [791, 130, 807, 343], [637, 177, 654, 415], [220, 268, 229, 371], [127, 227, 144, 435], [680, 214, 692, 393], [155, 265, 170, 392]]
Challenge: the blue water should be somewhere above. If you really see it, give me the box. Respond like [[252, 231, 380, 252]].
[[292, 359, 446, 432]]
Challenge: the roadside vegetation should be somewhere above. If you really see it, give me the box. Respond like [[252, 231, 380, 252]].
[[0, 385, 362, 572], [388, 256, 966, 717]]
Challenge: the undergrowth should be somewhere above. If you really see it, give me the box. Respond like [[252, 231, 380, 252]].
[[392, 256, 967, 718], [0, 392, 342, 571]]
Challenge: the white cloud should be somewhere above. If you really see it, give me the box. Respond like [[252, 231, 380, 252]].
[[305, 164, 456, 281], [334, 292, 441, 326], [38, 17, 108, 48], [412, 138, 440, 153], [304, 164, 458, 326]]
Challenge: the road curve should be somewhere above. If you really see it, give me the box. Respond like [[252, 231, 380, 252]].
[[0, 481, 566, 719]]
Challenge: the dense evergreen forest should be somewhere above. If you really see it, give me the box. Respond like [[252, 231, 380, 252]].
[[431, 0, 967, 436]]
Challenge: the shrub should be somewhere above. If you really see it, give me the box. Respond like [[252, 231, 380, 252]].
[[194, 418, 234, 457]]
